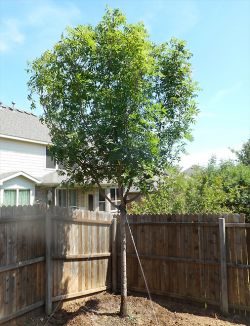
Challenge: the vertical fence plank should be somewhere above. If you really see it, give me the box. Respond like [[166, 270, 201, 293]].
[[219, 218, 229, 314], [45, 210, 52, 315]]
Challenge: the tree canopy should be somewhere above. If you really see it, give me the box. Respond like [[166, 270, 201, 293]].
[[232, 138, 250, 166], [28, 8, 198, 204]]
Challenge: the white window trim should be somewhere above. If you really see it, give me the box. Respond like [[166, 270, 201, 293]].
[[99, 189, 106, 212], [110, 187, 121, 211], [2, 188, 31, 206]]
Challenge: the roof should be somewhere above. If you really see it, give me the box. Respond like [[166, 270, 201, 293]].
[[0, 171, 41, 185], [0, 104, 51, 144], [40, 171, 67, 185], [183, 165, 201, 176]]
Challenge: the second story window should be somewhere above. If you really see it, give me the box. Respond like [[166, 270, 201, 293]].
[[46, 147, 56, 169]]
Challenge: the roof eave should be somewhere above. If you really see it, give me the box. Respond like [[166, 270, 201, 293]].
[[0, 134, 51, 145], [0, 172, 42, 185]]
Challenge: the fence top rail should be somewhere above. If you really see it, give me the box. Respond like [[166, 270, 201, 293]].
[[52, 216, 112, 225], [48, 207, 113, 220], [125, 221, 250, 227], [126, 213, 245, 223], [126, 221, 219, 226], [226, 223, 250, 228]]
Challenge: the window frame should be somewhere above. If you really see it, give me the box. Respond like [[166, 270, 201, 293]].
[[99, 190, 106, 211], [46, 147, 56, 169], [3, 188, 31, 206], [110, 188, 121, 209], [58, 189, 77, 208]]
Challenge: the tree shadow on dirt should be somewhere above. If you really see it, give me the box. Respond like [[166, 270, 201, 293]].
[[47, 297, 120, 325]]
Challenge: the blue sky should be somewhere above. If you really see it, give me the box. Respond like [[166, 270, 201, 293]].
[[0, 0, 249, 168]]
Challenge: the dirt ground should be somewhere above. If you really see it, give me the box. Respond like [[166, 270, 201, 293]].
[[19, 292, 249, 326]]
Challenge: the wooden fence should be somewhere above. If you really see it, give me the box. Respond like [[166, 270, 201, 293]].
[[0, 206, 114, 324], [1, 208, 249, 323], [117, 214, 250, 315]]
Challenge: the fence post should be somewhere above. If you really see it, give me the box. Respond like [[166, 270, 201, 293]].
[[45, 209, 52, 315], [219, 218, 228, 314], [111, 217, 117, 293]]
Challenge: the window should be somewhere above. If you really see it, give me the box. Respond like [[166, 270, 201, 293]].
[[58, 189, 77, 208], [69, 190, 77, 207], [3, 189, 30, 206], [110, 188, 121, 208], [99, 190, 106, 211], [88, 194, 94, 211], [19, 190, 30, 205], [3, 190, 16, 206], [46, 147, 56, 169], [58, 189, 67, 207]]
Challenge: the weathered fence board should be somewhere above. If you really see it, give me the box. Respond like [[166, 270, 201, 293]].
[[0, 206, 46, 323], [49, 208, 112, 305], [0, 206, 113, 324], [1, 209, 249, 324], [117, 214, 250, 315]]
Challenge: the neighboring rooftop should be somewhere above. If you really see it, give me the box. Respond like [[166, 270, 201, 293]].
[[0, 103, 51, 143], [183, 165, 201, 176], [41, 171, 67, 185]]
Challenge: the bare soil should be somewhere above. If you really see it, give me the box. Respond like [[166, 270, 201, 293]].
[[19, 292, 249, 326]]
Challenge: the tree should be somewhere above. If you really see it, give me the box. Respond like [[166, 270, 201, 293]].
[[130, 159, 250, 221], [232, 139, 250, 166], [27, 8, 198, 316], [130, 167, 189, 214], [130, 162, 229, 215], [218, 160, 250, 220]]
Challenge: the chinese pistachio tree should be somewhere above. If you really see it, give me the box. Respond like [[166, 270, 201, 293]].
[[28, 8, 198, 316]]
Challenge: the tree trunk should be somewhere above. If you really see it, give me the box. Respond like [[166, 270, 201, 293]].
[[120, 206, 128, 317]]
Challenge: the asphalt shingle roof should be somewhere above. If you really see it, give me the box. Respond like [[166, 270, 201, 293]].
[[41, 171, 67, 185], [0, 104, 51, 143]]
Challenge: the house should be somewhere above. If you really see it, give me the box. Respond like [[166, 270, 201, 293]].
[[0, 103, 121, 212]]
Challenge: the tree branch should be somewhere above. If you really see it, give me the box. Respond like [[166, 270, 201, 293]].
[[123, 180, 133, 201], [94, 178, 119, 210], [78, 161, 119, 210]]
